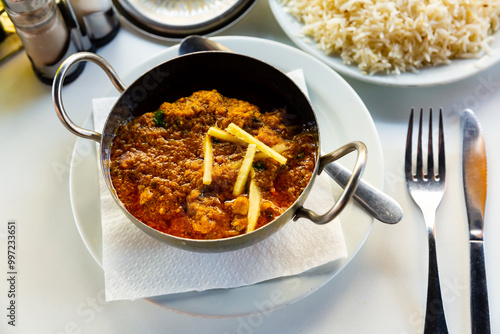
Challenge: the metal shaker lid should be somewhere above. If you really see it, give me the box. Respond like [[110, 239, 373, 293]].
[[111, 0, 256, 40]]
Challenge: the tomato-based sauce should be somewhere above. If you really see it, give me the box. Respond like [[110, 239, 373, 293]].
[[110, 90, 316, 239]]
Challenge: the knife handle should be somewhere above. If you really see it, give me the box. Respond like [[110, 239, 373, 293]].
[[470, 241, 491, 334]]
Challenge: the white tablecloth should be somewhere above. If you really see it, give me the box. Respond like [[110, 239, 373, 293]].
[[1, 0, 499, 332]]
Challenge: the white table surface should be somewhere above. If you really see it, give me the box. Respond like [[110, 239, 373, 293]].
[[1, 0, 499, 333]]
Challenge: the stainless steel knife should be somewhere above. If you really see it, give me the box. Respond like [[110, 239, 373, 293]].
[[462, 109, 490, 334]]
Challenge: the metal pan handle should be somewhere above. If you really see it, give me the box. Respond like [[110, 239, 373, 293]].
[[295, 141, 367, 224], [52, 52, 126, 143]]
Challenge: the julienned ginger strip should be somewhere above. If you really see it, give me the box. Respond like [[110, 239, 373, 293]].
[[225, 123, 287, 165], [247, 169, 261, 233], [207, 127, 247, 146], [254, 143, 287, 160], [204, 126, 263, 231], [233, 144, 257, 196], [202, 134, 213, 185]]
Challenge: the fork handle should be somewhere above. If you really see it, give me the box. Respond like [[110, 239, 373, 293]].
[[424, 234, 449, 334]]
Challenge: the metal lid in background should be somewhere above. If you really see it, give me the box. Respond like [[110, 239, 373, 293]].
[[111, 0, 257, 40]]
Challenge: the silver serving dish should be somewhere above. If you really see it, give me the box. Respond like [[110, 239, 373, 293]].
[[52, 50, 366, 252]]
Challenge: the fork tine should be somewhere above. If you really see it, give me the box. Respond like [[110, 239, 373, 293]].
[[427, 108, 434, 178], [405, 108, 414, 179], [416, 108, 424, 180], [438, 108, 446, 180]]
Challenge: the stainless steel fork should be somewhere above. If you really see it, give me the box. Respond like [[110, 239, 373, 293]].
[[405, 108, 448, 334]]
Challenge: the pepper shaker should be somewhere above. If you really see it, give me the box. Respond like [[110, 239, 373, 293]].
[[2, 0, 84, 84], [68, 0, 118, 47]]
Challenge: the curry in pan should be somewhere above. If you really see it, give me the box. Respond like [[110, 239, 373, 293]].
[[110, 90, 317, 240]]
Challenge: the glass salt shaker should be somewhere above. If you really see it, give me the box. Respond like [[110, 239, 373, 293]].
[[2, 0, 84, 84]]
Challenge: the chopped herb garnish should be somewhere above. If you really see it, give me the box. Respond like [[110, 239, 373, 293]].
[[297, 152, 304, 159], [253, 161, 266, 170], [153, 110, 165, 127]]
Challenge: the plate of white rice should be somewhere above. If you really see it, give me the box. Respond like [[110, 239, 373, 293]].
[[270, 0, 500, 86]]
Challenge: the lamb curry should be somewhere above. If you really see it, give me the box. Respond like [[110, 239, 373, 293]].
[[109, 90, 317, 240]]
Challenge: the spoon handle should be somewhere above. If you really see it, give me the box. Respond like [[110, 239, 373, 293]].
[[324, 162, 403, 224]]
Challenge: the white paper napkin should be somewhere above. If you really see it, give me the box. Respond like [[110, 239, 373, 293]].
[[93, 70, 347, 301]]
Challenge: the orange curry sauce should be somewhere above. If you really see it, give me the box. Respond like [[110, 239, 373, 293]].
[[110, 90, 316, 240]]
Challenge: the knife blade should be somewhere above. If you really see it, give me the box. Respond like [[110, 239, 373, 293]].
[[462, 109, 490, 334]]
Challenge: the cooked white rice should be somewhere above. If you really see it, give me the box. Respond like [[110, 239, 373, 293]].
[[279, 0, 500, 74]]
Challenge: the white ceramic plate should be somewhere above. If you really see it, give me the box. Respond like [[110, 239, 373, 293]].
[[112, 0, 257, 40], [269, 0, 500, 87], [69, 36, 383, 317]]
